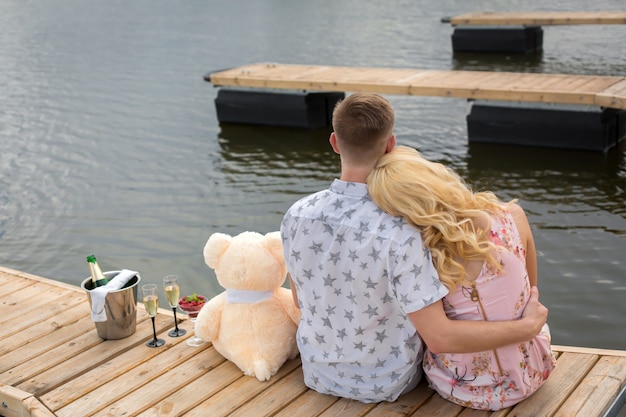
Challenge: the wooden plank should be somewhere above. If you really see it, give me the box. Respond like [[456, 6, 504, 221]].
[[462, 72, 527, 90], [0, 303, 92, 374], [114, 344, 226, 415], [41, 319, 198, 413], [136, 359, 242, 417], [451, 73, 611, 105], [207, 63, 626, 110], [0, 285, 84, 334], [228, 367, 309, 416], [408, 393, 464, 417], [0, 265, 82, 292], [394, 70, 447, 86], [59, 339, 220, 417], [553, 345, 626, 358], [5, 309, 149, 388], [22, 395, 57, 417], [317, 398, 377, 417], [462, 73, 616, 95], [24, 397, 55, 417], [182, 358, 302, 417], [366, 380, 435, 416], [15, 310, 170, 395], [210, 63, 424, 95], [0, 385, 56, 417], [0, 272, 37, 294], [553, 355, 626, 417], [408, 79, 597, 107], [0, 323, 104, 387], [449, 11, 626, 26], [596, 79, 626, 109], [502, 352, 598, 416], [271, 389, 340, 417], [9, 296, 90, 341], [457, 406, 510, 417], [0, 384, 34, 417]]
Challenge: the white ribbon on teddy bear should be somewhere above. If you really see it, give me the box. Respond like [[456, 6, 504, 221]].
[[226, 288, 274, 304]]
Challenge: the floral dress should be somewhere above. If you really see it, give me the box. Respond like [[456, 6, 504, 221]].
[[422, 210, 556, 411]]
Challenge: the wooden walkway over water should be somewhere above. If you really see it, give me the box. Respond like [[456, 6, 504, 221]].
[[442, 11, 626, 54], [206, 63, 626, 111], [2, 265, 626, 417], [446, 11, 626, 26]]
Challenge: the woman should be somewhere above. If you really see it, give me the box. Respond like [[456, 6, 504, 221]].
[[367, 145, 555, 410]]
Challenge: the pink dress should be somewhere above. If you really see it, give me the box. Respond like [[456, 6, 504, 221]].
[[422, 210, 556, 411]]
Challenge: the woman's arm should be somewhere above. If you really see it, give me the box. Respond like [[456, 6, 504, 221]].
[[509, 203, 538, 287]]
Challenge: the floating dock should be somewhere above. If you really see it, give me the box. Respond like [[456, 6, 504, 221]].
[[443, 11, 626, 53], [446, 11, 626, 26], [205, 63, 626, 151], [2, 265, 626, 416], [207, 63, 626, 110]]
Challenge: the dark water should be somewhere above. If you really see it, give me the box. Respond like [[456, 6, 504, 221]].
[[1, 0, 625, 350]]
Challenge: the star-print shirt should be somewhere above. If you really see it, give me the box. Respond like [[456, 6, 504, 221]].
[[281, 179, 448, 402]]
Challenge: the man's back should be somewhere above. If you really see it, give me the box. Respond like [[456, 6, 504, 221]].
[[281, 179, 447, 402]]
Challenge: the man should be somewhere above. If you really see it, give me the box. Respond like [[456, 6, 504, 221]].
[[280, 92, 548, 403]]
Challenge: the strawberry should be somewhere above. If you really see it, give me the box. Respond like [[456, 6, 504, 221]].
[[178, 293, 206, 312]]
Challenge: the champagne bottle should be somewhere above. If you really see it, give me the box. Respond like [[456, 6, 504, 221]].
[[87, 254, 109, 288]]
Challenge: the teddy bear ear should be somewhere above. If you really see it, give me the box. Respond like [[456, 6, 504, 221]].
[[263, 231, 284, 263], [203, 232, 232, 269]]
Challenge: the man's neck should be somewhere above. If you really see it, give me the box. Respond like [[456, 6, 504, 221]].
[[339, 166, 371, 183]]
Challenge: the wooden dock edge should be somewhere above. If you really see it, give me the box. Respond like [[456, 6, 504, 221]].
[[552, 344, 626, 358], [0, 265, 81, 293], [0, 383, 55, 417]]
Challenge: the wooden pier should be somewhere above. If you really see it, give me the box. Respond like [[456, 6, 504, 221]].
[[206, 63, 626, 110], [442, 11, 626, 53], [446, 11, 626, 26], [205, 62, 626, 151], [2, 265, 626, 416]]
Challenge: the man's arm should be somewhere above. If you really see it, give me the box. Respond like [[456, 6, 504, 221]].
[[409, 286, 547, 354]]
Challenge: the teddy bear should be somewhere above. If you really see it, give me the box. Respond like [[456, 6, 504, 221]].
[[195, 231, 301, 381]]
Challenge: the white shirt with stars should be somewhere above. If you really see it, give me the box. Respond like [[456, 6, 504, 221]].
[[281, 179, 448, 402]]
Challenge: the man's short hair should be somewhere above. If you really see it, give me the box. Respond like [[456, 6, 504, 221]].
[[332, 93, 395, 150]]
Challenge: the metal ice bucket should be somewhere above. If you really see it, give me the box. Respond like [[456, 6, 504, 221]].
[[81, 270, 140, 340]]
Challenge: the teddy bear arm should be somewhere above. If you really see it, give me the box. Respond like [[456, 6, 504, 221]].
[[194, 293, 226, 342], [275, 288, 302, 325]]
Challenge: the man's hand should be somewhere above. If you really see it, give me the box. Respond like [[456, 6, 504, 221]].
[[521, 286, 548, 339]]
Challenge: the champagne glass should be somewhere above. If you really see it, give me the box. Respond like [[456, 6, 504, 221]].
[[142, 284, 165, 348], [178, 293, 207, 347], [163, 275, 186, 337]]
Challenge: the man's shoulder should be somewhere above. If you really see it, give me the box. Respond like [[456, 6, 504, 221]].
[[289, 188, 330, 207], [282, 189, 331, 220]]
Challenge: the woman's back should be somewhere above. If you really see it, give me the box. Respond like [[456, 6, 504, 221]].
[[423, 210, 556, 411]]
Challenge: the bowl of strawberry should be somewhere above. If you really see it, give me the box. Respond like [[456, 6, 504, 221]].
[[178, 293, 206, 319]]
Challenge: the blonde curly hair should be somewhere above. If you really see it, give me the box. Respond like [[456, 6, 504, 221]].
[[367, 146, 511, 290]]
